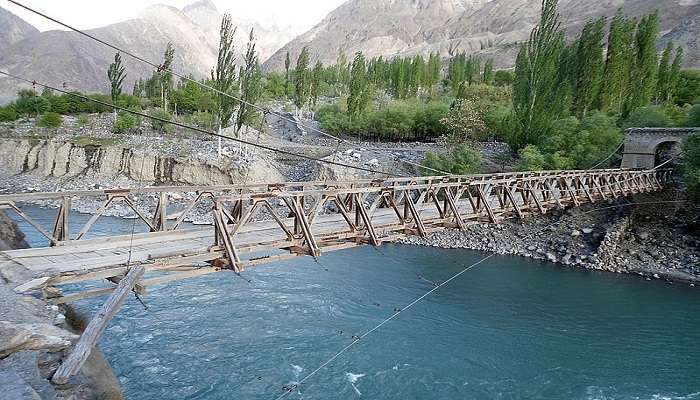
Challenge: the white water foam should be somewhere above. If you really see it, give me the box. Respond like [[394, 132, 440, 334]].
[[346, 373, 366, 396]]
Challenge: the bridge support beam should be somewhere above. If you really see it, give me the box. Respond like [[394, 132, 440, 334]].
[[51, 265, 145, 385]]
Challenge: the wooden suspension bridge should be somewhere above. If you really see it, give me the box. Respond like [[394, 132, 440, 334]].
[[0, 168, 670, 383]]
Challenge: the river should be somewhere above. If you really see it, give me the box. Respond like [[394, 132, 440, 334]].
[[10, 206, 700, 400]]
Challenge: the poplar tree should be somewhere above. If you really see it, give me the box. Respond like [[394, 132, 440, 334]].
[[655, 42, 673, 104], [236, 28, 262, 143], [212, 14, 237, 158], [600, 11, 636, 115], [572, 17, 606, 117], [426, 52, 441, 94], [284, 51, 291, 100], [293, 47, 310, 113], [482, 59, 494, 85], [512, 0, 565, 150], [668, 47, 684, 104], [628, 12, 659, 111], [348, 52, 370, 122], [107, 52, 126, 120], [310, 60, 324, 109], [160, 42, 175, 111]]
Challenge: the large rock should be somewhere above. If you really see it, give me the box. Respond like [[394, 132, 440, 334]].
[[0, 321, 77, 358], [0, 210, 29, 251]]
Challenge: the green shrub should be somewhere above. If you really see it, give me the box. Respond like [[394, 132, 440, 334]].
[[150, 109, 173, 132], [412, 102, 449, 141], [113, 112, 137, 133], [366, 102, 416, 141], [683, 133, 700, 201], [494, 70, 514, 87], [683, 104, 700, 127], [189, 111, 215, 129], [483, 103, 515, 141], [37, 112, 62, 128], [519, 112, 623, 170], [0, 105, 18, 122], [422, 144, 481, 175], [623, 106, 674, 128], [517, 145, 547, 171], [77, 114, 90, 127]]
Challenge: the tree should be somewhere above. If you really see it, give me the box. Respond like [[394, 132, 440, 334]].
[[159, 42, 175, 112], [572, 17, 606, 117], [426, 52, 442, 94], [482, 59, 495, 85], [667, 46, 684, 105], [107, 52, 126, 120], [293, 47, 310, 113], [235, 29, 263, 155], [628, 12, 659, 112], [600, 11, 636, 115], [683, 133, 700, 201], [441, 99, 487, 142], [284, 51, 291, 100], [310, 61, 324, 109], [212, 14, 238, 158], [347, 52, 371, 123], [512, 0, 565, 150], [38, 112, 62, 128]]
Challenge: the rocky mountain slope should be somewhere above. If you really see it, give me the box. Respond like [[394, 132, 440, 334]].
[[0, 6, 38, 50], [264, 0, 700, 70], [0, 1, 294, 104]]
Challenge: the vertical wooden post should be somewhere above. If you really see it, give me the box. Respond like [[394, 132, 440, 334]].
[[52, 196, 71, 244]]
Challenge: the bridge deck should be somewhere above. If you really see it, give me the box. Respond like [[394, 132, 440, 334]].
[[0, 168, 669, 303]]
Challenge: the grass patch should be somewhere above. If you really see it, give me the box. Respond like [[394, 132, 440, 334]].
[[70, 136, 120, 147]]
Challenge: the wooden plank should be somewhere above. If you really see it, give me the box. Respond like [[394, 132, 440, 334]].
[[52, 265, 145, 385]]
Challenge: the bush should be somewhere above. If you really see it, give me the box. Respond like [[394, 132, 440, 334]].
[[518, 145, 547, 171], [494, 70, 514, 87], [520, 112, 623, 170], [366, 102, 416, 141], [113, 112, 137, 133], [441, 99, 487, 142], [482, 103, 516, 141], [77, 114, 90, 127], [623, 106, 674, 128], [37, 112, 62, 128], [189, 111, 215, 130], [0, 105, 18, 122], [317, 104, 355, 134], [683, 104, 700, 127], [150, 109, 173, 132], [412, 102, 449, 141], [684, 133, 700, 201], [422, 144, 481, 175]]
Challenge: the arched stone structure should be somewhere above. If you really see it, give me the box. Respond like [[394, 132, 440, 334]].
[[621, 128, 698, 169]]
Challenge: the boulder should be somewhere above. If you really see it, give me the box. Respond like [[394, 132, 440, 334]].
[[0, 321, 78, 358]]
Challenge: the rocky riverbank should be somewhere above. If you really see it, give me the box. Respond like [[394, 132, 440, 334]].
[[0, 211, 123, 399], [400, 189, 700, 285]]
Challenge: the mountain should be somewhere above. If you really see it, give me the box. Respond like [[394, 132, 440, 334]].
[[0, 7, 38, 49], [264, 0, 700, 70], [0, 1, 294, 104]]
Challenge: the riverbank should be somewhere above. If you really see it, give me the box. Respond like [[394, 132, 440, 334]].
[[400, 188, 700, 285], [0, 211, 123, 399]]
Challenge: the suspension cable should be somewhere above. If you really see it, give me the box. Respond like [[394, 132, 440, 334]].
[[5, 0, 442, 175], [272, 253, 496, 400]]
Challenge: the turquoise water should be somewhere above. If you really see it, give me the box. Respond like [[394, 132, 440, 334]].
[[11, 207, 700, 400]]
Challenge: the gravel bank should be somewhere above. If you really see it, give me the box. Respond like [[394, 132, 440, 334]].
[[399, 190, 700, 285]]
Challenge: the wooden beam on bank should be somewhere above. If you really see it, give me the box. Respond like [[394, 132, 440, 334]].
[[51, 265, 145, 385]]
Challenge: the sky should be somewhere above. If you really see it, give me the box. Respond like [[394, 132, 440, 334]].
[[1, 0, 347, 34]]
